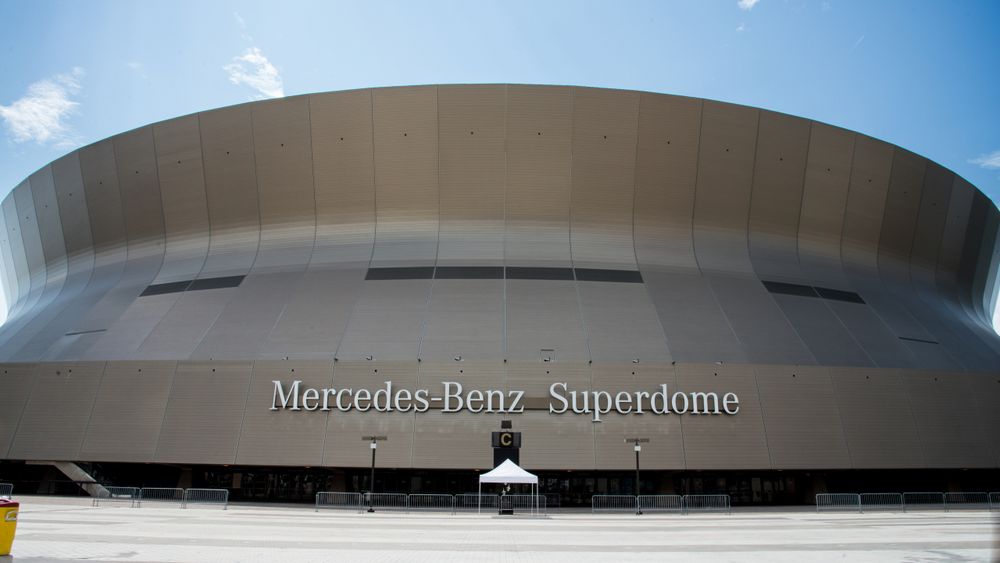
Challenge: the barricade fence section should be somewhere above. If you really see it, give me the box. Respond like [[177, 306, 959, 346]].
[[365, 492, 408, 511], [184, 488, 229, 509], [991, 492, 1000, 511], [860, 493, 903, 512], [592, 494, 637, 513], [500, 494, 547, 515], [944, 492, 990, 510], [816, 493, 861, 512], [455, 493, 498, 512], [639, 494, 684, 513], [0, 483, 11, 499], [93, 486, 139, 507], [543, 493, 561, 508], [137, 488, 184, 507], [683, 494, 730, 514], [407, 494, 455, 512], [903, 492, 945, 511], [316, 492, 363, 512]]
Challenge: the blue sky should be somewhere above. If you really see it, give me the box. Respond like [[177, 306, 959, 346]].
[[0, 0, 999, 322]]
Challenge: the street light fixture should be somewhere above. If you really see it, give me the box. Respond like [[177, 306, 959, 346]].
[[362, 435, 387, 512], [624, 437, 649, 515]]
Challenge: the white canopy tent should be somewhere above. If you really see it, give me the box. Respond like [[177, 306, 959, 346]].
[[477, 458, 539, 514]]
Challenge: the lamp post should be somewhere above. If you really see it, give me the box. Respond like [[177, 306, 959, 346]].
[[624, 437, 649, 515], [362, 435, 387, 512]]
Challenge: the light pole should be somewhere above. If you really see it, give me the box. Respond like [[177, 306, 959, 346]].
[[624, 437, 649, 515], [363, 435, 387, 512]]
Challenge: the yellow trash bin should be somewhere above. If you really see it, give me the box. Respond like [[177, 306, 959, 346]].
[[0, 500, 17, 556]]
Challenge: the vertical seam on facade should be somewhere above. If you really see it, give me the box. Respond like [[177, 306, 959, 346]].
[[826, 368, 855, 469], [318, 361, 336, 466], [246, 104, 265, 274], [149, 361, 177, 462], [5, 363, 43, 458], [567, 87, 594, 365], [75, 361, 108, 460], [304, 96, 320, 270], [502, 84, 509, 366], [689, 100, 706, 274], [147, 125, 169, 285], [232, 362, 256, 464], [750, 366, 774, 470], [192, 113, 214, 279]]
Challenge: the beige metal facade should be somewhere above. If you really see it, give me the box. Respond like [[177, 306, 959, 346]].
[[0, 85, 998, 471]]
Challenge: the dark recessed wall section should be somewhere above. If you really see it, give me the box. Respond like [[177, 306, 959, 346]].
[[139, 280, 192, 297], [899, 336, 940, 345], [188, 275, 246, 291], [365, 267, 435, 280], [814, 287, 866, 304], [574, 268, 644, 283], [63, 328, 107, 336], [762, 281, 818, 297], [505, 267, 575, 280], [435, 266, 504, 279]]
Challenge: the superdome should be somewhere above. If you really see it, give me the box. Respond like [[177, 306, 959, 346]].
[[0, 85, 997, 503]]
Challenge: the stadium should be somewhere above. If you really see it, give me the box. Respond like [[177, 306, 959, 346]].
[[0, 84, 997, 506]]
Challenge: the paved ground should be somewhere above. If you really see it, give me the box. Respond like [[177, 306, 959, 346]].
[[3, 496, 998, 562]]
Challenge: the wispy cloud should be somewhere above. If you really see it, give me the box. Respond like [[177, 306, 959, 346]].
[[736, 22, 746, 32], [0, 67, 84, 148], [851, 35, 865, 52], [233, 11, 246, 29], [223, 47, 284, 99], [737, 0, 760, 11], [126, 61, 148, 80], [970, 150, 1000, 170]]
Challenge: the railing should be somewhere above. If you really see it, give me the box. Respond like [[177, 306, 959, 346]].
[[92, 486, 139, 507], [455, 493, 498, 512], [991, 492, 1000, 511], [543, 493, 561, 508], [316, 492, 363, 512], [183, 488, 228, 509], [137, 488, 184, 507], [902, 492, 945, 511], [407, 494, 455, 512], [592, 494, 637, 513], [365, 492, 408, 511], [0, 483, 11, 499], [640, 494, 684, 513], [816, 493, 861, 512], [683, 494, 730, 513], [860, 492, 903, 512], [944, 492, 990, 510], [500, 494, 546, 515]]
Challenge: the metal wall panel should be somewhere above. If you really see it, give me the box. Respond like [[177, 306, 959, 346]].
[[371, 86, 439, 266], [198, 105, 261, 277], [251, 97, 315, 270], [0, 364, 36, 457], [308, 89, 376, 268], [113, 126, 166, 259], [633, 93, 701, 271], [577, 282, 671, 363], [132, 289, 231, 360], [8, 362, 104, 460], [505, 85, 573, 266], [154, 361, 251, 464], [437, 85, 506, 265], [769, 294, 871, 367], [754, 365, 851, 469], [236, 361, 334, 466], [152, 114, 210, 283], [79, 361, 175, 461], [965, 373, 1000, 465], [903, 371, 993, 468], [337, 279, 433, 361], [506, 279, 589, 362], [1, 196, 29, 320], [841, 135, 893, 273], [418, 279, 505, 362], [570, 87, 639, 270]]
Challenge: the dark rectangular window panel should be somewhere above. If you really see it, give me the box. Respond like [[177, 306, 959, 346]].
[[435, 266, 504, 279], [140, 280, 192, 297], [815, 286, 866, 304], [762, 280, 818, 297], [365, 267, 434, 280], [899, 336, 939, 345], [64, 328, 107, 336], [574, 268, 644, 283], [505, 267, 574, 280], [188, 275, 246, 291]]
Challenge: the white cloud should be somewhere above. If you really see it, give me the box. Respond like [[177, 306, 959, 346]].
[[851, 35, 865, 52], [223, 47, 284, 99], [737, 0, 760, 10], [970, 150, 1000, 170], [736, 22, 746, 32], [0, 67, 84, 148], [234, 11, 246, 29]]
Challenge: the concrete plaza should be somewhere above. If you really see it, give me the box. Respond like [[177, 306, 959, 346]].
[[4, 496, 998, 562]]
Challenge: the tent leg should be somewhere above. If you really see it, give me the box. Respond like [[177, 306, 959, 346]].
[[478, 482, 481, 514]]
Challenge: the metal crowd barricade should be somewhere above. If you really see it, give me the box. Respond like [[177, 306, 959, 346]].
[[500, 494, 546, 515], [815, 493, 860, 512], [902, 492, 945, 512], [639, 494, 684, 513], [137, 487, 184, 507], [543, 493, 561, 508], [0, 483, 11, 499], [683, 494, 730, 514], [407, 494, 455, 512], [93, 486, 139, 507], [860, 492, 903, 512], [365, 492, 408, 511], [991, 492, 1000, 511], [944, 492, 990, 510], [455, 493, 498, 512], [315, 492, 363, 512], [183, 488, 229, 509], [591, 495, 637, 513]]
